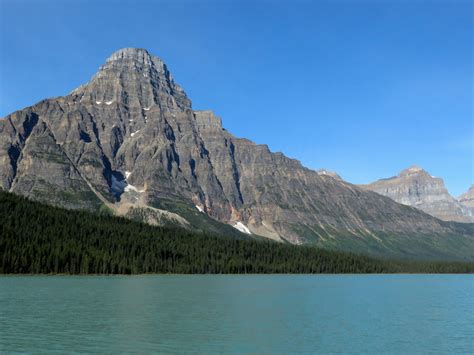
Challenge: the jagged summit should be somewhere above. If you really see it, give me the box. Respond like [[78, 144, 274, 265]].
[[71, 47, 191, 111], [362, 166, 474, 223], [399, 165, 426, 176], [1, 48, 473, 260], [102, 47, 168, 75], [402, 164, 422, 172], [106, 47, 154, 62], [458, 185, 474, 208]]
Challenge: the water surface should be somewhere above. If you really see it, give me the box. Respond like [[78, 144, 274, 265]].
[[0, 275, 472, 353]]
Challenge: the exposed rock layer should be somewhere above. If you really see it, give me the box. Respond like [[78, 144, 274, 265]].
[[1, 48, 473, 260], [458, 185, 474, 209], [361, 166, 474, 223]]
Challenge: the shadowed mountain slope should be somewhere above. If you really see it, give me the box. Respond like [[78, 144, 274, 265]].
[[1, 48, 473, 260]]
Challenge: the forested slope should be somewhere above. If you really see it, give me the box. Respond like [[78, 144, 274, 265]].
[[1, 191, 472, 274]]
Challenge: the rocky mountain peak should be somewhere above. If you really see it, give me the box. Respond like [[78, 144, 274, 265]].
[[1, 48, 474, 260], [399, 165, 425, 176], [106, 47, 154, 63], [458, 185, 474, 208], [102, 47, 168, 75], [361, 166, 474, 223], [71, 47, 191, 111]]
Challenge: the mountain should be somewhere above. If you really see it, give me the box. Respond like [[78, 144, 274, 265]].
[[458, 185, 474, 209], [1, 48, 473, 260], [316, 169, 342, 180], [361, 166, 474, 223]]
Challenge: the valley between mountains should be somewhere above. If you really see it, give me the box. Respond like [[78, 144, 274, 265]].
[[1, 48, 473, 261]]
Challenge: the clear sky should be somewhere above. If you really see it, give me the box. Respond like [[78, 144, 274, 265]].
[[1, 0, 472, 196]]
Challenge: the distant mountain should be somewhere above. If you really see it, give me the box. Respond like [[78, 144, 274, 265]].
[[1, 48, 473, 260], [458, 185, 474, 209], [361, 166, 474, 223]]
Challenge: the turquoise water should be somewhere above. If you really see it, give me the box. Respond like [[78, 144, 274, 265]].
[[0, 275, 472, 353]]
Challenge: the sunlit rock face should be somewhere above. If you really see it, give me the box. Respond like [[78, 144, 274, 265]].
[[361, 166, 474, 223], [1, 48, 473, 260], [458, 185, 474, 209], [316, 169, 342, 181]]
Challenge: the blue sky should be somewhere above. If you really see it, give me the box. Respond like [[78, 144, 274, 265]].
[[1, 0, 472, 195]]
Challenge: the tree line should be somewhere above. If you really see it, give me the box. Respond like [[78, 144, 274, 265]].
[[1, 191, 473, 274]]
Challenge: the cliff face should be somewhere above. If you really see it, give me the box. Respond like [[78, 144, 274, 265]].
[[458, 185, 474, 209], [361, 166, 474, 223], [1, 48, 473, 260]]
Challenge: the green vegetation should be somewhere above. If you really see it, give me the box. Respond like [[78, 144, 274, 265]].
[[98, 204, 114, 216], [1, 191, 473, 274], [149, 197, 251, 239], [25, 178, 104, 211], [31, 150, 69, 164]]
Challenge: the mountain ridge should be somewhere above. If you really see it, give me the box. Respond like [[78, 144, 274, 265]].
[[458, 185, 474, 209], [1, 47, 473, 260], [361, 166, 474, 223]]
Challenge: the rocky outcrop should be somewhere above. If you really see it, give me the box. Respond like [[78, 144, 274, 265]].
[[1, 48, 473, 260], [316, 169, 342, 181], [458, 185, 474, 209], [361, 166, 474, 223]]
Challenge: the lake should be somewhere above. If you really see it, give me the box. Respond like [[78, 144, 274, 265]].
[[0, 275, 472, 353]]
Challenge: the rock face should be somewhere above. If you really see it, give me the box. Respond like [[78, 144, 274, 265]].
[[316, 169, 342, 181], [1, 48, 473, 260], [361, 166, 474, 223], [458, 186, 474, 209]]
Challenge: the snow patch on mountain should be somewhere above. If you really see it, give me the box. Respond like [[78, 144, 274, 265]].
[[233, 221, 251, 234], [124, 184, 144, 193]]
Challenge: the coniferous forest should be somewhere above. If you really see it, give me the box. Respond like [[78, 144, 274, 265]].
[[1, 191, 473, 274]]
